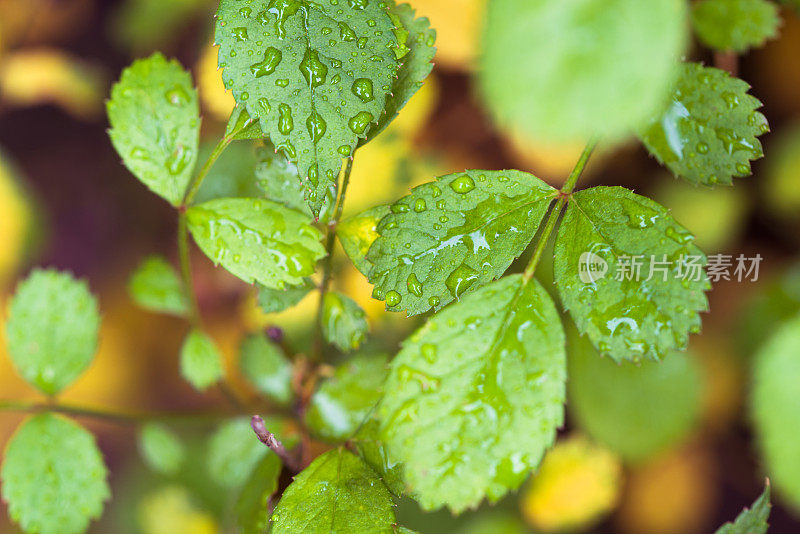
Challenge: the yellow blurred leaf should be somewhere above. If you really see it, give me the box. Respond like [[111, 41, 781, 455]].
[[407, 0, 485, 70], [138, 485, 218, 534], [0, 150, 35, 288], [197, 42, 235, 121]]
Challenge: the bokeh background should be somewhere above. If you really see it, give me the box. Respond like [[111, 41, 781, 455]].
[[1, 0, 800, 532]]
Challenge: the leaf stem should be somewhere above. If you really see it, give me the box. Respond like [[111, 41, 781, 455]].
[[181, 136, 232, 208], [177, 211, 202, 326]]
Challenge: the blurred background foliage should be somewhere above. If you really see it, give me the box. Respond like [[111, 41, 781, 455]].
[[0, 0, 799, 532]]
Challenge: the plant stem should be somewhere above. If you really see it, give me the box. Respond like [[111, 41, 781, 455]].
[[177, 211, 202, 325], [182, 136, 232, 208], [251, 415, 300, 471]]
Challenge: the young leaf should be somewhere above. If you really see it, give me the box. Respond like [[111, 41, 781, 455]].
[[639, 63, 769, 186], [321, 291, 369, 351], [226, 105, 265, 141], [107, 53, 200, 206], [1, 413, 110, 534], [235, 453, 282, 534], [379, 275, 567, 513], [752, 314, 800, 510], [338, 204, 390, 276], [214, 0, 401, 216], [479, 0, 687, 143], [239, 332, 294, 404], [128, 255, 188, 316], [257, 279, 315, 314], [691, 0, 779, 53], [352, 417, 405, 496], [180, 329, 224, 391], [306, 353, 388, 441], [715, 484, 771, 534], [367, 170, 556, 315], [186, 197, 325, 289], [554, 186, 710, 363], [6, 268, 100, 395], [138, 422, 185, 475], [270, 448, 395, 533]]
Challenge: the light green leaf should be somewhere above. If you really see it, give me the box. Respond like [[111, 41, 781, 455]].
[[639, 63, 769, 186], [128, 255, 188, 316], [567, 326, 702, 462], [6, 268, 100, 395], [107, 53, 200, 206], [379, 275, 566, 513], [215, 0, 401, 216], [306, 353, 388, 441], [322, 291, 368, 351], [138, 422, 185, 475], [752, 314, 800, 511], [692, 0, 779, 53], [715, 484, 771, 534], [270, 448, 395, 533], [194, 140, 262, 203], [352, 417, 404, 496], [180, 329, 224, 390], [554, 186, 710, 363], [240, 332, 294, 404], [226, 105, 266, 141], [367, 170, 556, 315], [338, 204, 390, 276], [186, 197, 325, 289], [479, 0, 687, 143], [235, 453, 282, 534], [1, 413, 110, 534], [257, 279, 315, 314]]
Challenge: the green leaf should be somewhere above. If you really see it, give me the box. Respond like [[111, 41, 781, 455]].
[[338, 204, 390, 276], [239, 332, 294, 404], [6, 268, 100, 395], [186, 197, 325, 289], [322, 291, 368, 351], [257, 279, 315, 314], [128, 255, 188, 316], [479, 0, 687, 143], [215, 0, 401, 216], [752, 314, 800, 511], [367, 170, 556, 315], [352, 417, 405, 496], [363, 1, 436, 142], [379, 275, 566, 513], [639, 63, 769, 186], [194, 140, 262, 203], [235, 453, 283, 534], [270, 448, 395, 533], [107, 53, 200, 206], [567, 326, 702, 463], [554, 186, 710, 363], [306, 353, 388, 441], [1, 413, 110, 534], [138, 422, 185, 475], [180, 329, 224, 391], [715, 484, 771, 534], [691, 0, 779, 53], [111, 0, 205, 53], [226, 105, 266, 141]]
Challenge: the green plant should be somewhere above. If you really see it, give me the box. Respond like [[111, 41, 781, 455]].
[[1, 0, 793, 532]]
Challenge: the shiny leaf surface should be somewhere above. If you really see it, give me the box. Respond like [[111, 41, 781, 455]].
[[322, 291, 369, 351], [339, 204, 390, 276], [352, 417, 404, 496]]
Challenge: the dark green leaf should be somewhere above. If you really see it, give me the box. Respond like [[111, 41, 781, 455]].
[[257, 279, 315, 314], [338, 204, 390, 276], [367, 170, 556, 315], [353, 417, 404, 496], [235, 453, 283, 534], [138, 422, 185, 475], [691, 0, 779, 53], [379, 275, 566, 512], [715, 484, 771, 533], [128, 255, 188, 316], [554, 186, 710, 362], [322, 291, 368, 351], [240, 332, 294, 404], [111, 0, 205, 53], [180, 329, 224, 391]]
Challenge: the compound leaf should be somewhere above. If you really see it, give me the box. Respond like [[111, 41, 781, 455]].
[[6, 268, 100, 395], [239, 332, 294, 404], [691, 0, 779, 53], [180, 329, 224, 391], [128, 255, 188, 316], [338, 204, 390, 276], [138, 422, 185, 475], [639, 63, 769, 186], [306, 353, 388, 441], [321, 291, 369, 351], [215, 0, 401, 216], [554, 186, 710, 363], [186, 197, 325, 289], [270, 448, 395, 533], [379, 275, 566, 513], [715, 484, 771, 534], [107, 53, 200, 206], [257, 279, 315, 314], [367, 170, 556, 315], [1, 413, 110, 534], [235, 453, 283, 534]]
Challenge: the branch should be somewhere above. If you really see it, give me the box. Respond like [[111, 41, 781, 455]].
[[251, 415, 301, 471]]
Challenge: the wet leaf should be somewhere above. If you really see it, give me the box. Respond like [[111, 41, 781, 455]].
[[691, 0, 779, 53], [179, 329, 224, 391], [639, 63, 768, 186], [235, 453, 282, 534], [215, 0, 401, 216], [239, 332, 294, 404], [715, 484, 771, 533], [6, 269, 100, 395], [270, 448, 395, 533], [257, 278, 315, 314], [554, 186, 710, 363], [186, 197, 325, 289], [138, 422, 185, 475], [322, 291, 369, 351], [352, 417, 405, 496], [0, 414, 110, 534], [367, 170, 556, 315], [128, 255, 188, 316], [107, 53, 200, 206], [338, 204, 390, 276], [379, 275, 567, 513]]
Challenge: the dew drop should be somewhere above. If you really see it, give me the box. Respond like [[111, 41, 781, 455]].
[[414, 198, 427, 212], [449, 175, 475, 194], [445, 264, 478, 298], [250, 47, 283, 77], [385, 290, 402, 307], [351, 78, 375, 103], [407, 273, 423, 297], [165, 85, 190, 106], [348, 111, 374, 134], [278, 104, 294, 134], [306, 111, 327, 142]]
